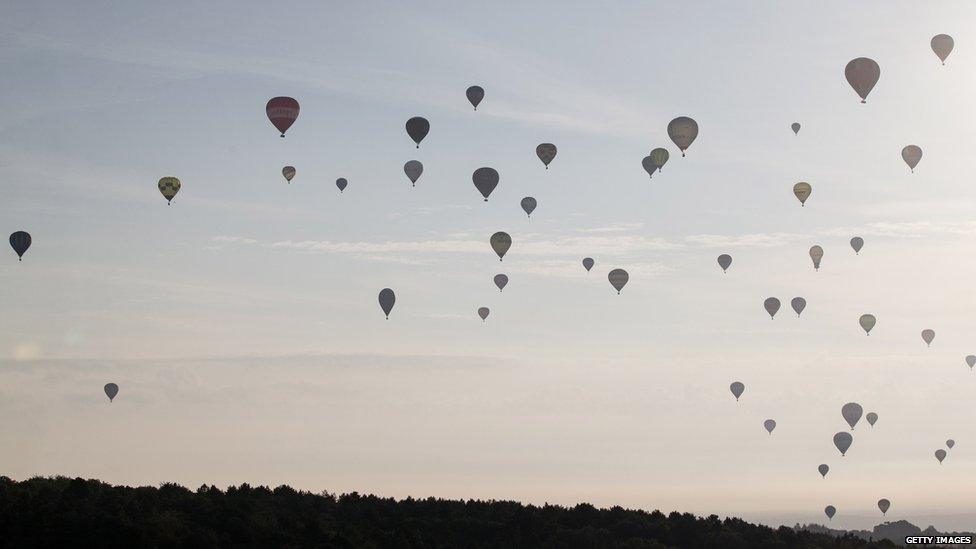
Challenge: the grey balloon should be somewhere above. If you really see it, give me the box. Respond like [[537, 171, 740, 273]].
[[378, 288, 395, 319], [582, 257, 594, 272], [866, 412, 878, 427], [842, 402, 863, 430], [935, 449, 947, 464], [791, 297, 806, 317], [809, 245, 824, 271], [764, 297, 781, 319], [730, 381, 745, 401], [833, 432, 853, 456], [642, 156, 655, 178], [478, 307, 490, 322], [493, 274, 508, 292], [521, 197, 537, 217], [791, 122, 800, 135], [902, 145, 922, 173], [336, 178, 348, 193], [466, 85, 484, 110], [845, 57, 880, 103], [608, 269, 629, 294], [921, 329, 935, 347], [966, 355, 975, 369], [946, 439, 955, 449], [404, 160, 423, 186], [859, 314, 876, 335], [850, 237, 864, 254], [825, 505, 836, 520], [763, 419, 776, 434], [717, 254, 732, 273], [818, 464, 829, 478], [536, 143, 557, 169], [490, 232, 511, 261], [473, 167, 499, 201], [931, 34, 954, 65], [667, 116, 699, 157], [405, 116, 429, 148], [104, 383, 119, 402], [878, 499, 890, 515]]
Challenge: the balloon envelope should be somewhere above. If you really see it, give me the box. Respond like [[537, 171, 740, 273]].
[[104, 383, 119, 402], [850, 237, 864, 254], [520, 197, 537, 217], [667, 116, 699, 156], [866, 412, 878, 426], [490, 232, 511, 261], [266, 96, 299, 137], [405, 117, 430, 147], [158, 177, 181, 204], [282, 166, 296, 182], [809, 245, 824, 270], [582, 257, 594, 272], [842, 402, 863, 430], [967, 355, 976, 369], [378, 288, 396, 319], [793, 182, 812, 205], [818, 464, 829, 478], [931, 34, 954, 64], [536, 143, 557, 169], [763, 419, 776, 434], [473, 167, 500, 201], [902, 145, 922, 172], [946, 439, 955, 449], [844, 58, 880, 103], [730, 381, 745, 401], [935, 449, 947, 463], [404, 160, 423, 186], [833, 432, 853, 456], [764, 297, 781, 319], [825, 506, 836, 519], [790, 297, 806, 317], [921, 329, 935, 346], [791, 122, 800, 135], [478, 307, 490, 321], [608, 269, 629, 294], [336, 178, 348, 192], [717, 254, 732, 273], [650, 148, 669, 171], [860, 314, 876, 335], [466, 85, 485, 109], [641, 156, 655, 178], [9, 231, 31, 260], [494, 274, 508, 292], [878, 499, 890, 514]]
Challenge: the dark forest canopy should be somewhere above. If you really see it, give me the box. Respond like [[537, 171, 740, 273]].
[[0, 476, 895, 548]]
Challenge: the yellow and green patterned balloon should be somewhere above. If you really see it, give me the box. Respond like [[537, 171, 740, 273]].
[[158, 177, 181, 205]]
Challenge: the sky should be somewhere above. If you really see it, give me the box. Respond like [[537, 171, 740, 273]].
[[1, 0, 975, 532]]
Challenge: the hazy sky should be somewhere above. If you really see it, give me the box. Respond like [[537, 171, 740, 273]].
[[1, 0, 975, 531]]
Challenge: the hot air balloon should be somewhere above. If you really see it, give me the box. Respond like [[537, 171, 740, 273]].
[[791, 297, 806, 317], [478, 307, 490, 322], [818, 464, 829, 478], [282, 166, 296, 183], [158, 177, 180, 205], [842, 402, 863, 430], [844, 58, 880, 103], [763, 419, 776, 434], [966, 355, 975, 370], [793, 182, 812, 206], [833, 432, 853, 456], [404, 160, 423, 187], [866, 412, 878, 427], [667, 116, 698, 157], [859, 314, 876, 335], [104, 383, 119, 402], [921, 329, 935, 346], [931, 34, 954, 65], [791, 123, 801, 135], [809, 245, 824, 270], [902, 145, 922, 173], [493, 274, 508, 292], [946, 439, 955, 449], [9, 231, 31, 261], [536, 143, 557, 169], [717, 254, 732, 273], [490, 232, 511, 261], [764, 297, 781, 319], [650, 148, 669, 171], [405, 117, 429, 148], [878, 499, 890, 516], [466, 85, 485, 110], [608, 269, 629, 294], [266, 96, 299, 137], [336, 178, 348, 193], [850, 237, 864, 254], [641, 156, 655, 178], [582, 257, 594, 272], [730, 381, 745, 401], [825, 506, 836, 520], [521, 197, 537, 217], [935, 449, 947, 464], [378, 288, 395, 319], [473, 167, 499, 201]]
